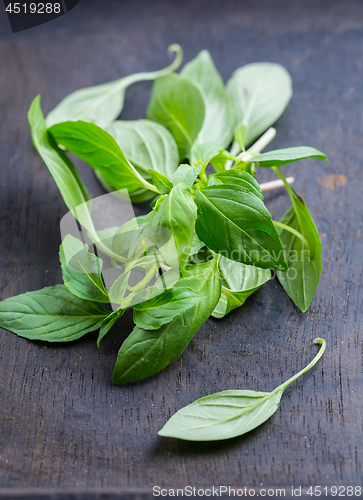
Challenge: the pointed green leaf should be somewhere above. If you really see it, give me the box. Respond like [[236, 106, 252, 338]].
[[133, 289, 205, 330], [149, 183, 197, 269], [97, 309, 124, 347], [28, 96, 91, 214], [181, 50, 236, 148], [276, 188, 321, 312], [60, 234, 109, 303], [172, 164, 202, 187], [159, 339, 326, 441], [149, 169, 173, 194], [0, 285, 109, 342], [227, 63, 292, 146], [147, 73, 205, 160], [212, 257, 271, 318], [49, 121, 157, 194], [195, 183, 287, 270], [109, 119, 179, 178], [234, 124, 246, 151], [100, 119, 180, 202], [159, 389, 283, 441], [252, 147, 328, 167], [112, 256, 221, 384], [190, 142, 224, 169], [210, 170, 264, 201]]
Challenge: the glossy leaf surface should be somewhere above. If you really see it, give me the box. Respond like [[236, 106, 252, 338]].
[[112, 256, 221, 384], [252, 146, 327, 167], [195, 184, 287, 270], [0, 285, 109, 342], [49, 121, 155, 193], [276, 187, 321, 312], [133, 288, 204, 330]]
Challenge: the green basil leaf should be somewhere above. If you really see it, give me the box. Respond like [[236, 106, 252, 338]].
[[181, 50, 236, 148], [159, 339, 326, 441], [60, 234, 109, 303], [212, 256, 271, 318], [234, 124, 246, 151], [149, 169, 173, 194], [210, 150, 236, 172], [276, 188, 321, 312], [227, 63, 292, 146], [108, 221, 181, 309], [190, 142, 224, 169], [252, 147, 328, 167], [0, 285, 109, 342], [28, 96, 91, 215], [46, 45, 183, 128], [109, 119, 179, 178], [49, 121, 157, 194], [172, 164, 202, 187], [94, 171, 154, 204], [159, 389, 282, 441], [98, 119, 180, 202], [211, 170, 264, 201], [97, 309, 124, 347], [112, 256, 221, 384], [148, 183, 197, 269], [133, 289, 205, 330], [147, 73, 205, 160], [195, 184, 287, 270]]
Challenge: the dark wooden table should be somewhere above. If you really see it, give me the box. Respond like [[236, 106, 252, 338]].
[[0, 0, 362, 498]]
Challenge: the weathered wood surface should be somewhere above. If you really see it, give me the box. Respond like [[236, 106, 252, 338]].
[[0, 0, 362, 497]]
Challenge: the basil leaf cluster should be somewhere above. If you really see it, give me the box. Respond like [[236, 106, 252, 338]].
[[0, 45, 328, 442]]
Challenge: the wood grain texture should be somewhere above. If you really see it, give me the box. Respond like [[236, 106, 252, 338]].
[[0, 0, 362, 497]]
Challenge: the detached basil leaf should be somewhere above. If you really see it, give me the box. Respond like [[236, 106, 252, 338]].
[[227, 63, 292, 146], [112, 256, 221, 384], [49, 121, 156, 194], [160, 389, 281, 441], [147, 73, 205, 160], [0, 285, 109, 342], [181, 50, 236, 148], [149, 169, 173, 194], [46, 45, 183, 128], [28, 96, 91, 213], [173, 164, 202, 187], [252, 147, 328, 167], [212, 256, 271, 318], [149, 183, 197, 269], [276, 185, 321, 312], [133, 289, 205, 330], [60, 234, 109, 303], [195, 183, 287, 270], [159, 339, 326, 441], [97, 309, 124, 347]]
